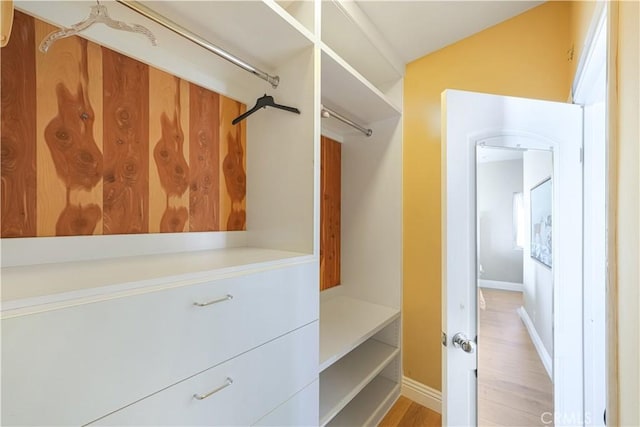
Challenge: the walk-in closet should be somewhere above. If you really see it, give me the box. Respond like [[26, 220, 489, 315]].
[[1, 1, 401, 425]]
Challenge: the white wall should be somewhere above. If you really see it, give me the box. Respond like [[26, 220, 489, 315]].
[[477, 158, 524, 283], [339, 116, 403, 310], [523, 150, 554, 357]]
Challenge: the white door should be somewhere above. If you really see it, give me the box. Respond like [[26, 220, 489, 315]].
[[442, 90, 583, 426]]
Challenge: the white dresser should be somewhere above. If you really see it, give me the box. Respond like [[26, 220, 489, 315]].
[[1, 248, 319, 426]]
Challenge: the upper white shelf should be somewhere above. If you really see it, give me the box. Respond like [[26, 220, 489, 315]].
[[321, 46, 401, 137], [274, 0, 315, 36], [137, 0, 315, 71], [321, 0, 403, 90], [16, 1, 314, 104], [1, 247, 312, 314], [320, 296, 400, 372]]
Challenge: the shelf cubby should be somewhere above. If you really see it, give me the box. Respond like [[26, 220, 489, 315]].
[[320, 339, 399, 425], [326, 375, 400, 427], [320, 46, 401, 137], [319, 295, 401, 425], [320, 296, 400, 371], [321, 0, 403, 91]]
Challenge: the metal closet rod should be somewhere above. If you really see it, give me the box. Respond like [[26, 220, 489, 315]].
[[321, 106, 373, 137], [115, 0, 280, 88]]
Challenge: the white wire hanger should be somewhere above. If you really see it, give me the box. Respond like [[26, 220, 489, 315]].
[[39, 0, 157, 53]]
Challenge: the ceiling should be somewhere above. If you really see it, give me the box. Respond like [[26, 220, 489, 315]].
[[355, 1, 544, 64]]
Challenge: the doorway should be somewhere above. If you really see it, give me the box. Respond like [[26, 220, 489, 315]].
[[442, 5, 608, 425], [476, 146, 555, 425]]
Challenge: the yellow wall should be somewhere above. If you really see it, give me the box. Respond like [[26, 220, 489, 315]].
[[569, 0, 597, 81], [402, 1, 573, 389]]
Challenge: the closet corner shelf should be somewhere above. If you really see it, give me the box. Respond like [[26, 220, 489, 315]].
[[321, 45, 401, 128], [319, 296, 400, 372], [326, 375, 400, 427], [133, 0, 315, 68], [321, 0, 403, 90], [319, 339, 399, 426]]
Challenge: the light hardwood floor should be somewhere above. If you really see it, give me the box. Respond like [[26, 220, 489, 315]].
[[478, 288, 553, 426], [379, 396, 441, 427]]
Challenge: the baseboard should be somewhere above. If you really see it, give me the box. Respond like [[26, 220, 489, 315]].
[[479, 279, 524, 292], [401, 376, 441, 414], [517, 306, 553, 379]]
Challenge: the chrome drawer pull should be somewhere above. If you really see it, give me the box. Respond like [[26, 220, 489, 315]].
[[193, 377, 233, 400], [193, 294, 233, 307]]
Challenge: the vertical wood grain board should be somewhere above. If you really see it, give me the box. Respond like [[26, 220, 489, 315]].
[[1, 11, 246, 238], [189, 83, 220, 231], [1, 10, 36, 237], [149, 68, 189, 233], [102, 48, 149, 234], [320, 135, 341, 290], [35, 19, 103, 236], [219, 96, 246, 231]]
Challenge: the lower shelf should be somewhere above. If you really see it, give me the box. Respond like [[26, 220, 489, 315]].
[[320, 339, 398, 425], [326, 375, 399, 427]]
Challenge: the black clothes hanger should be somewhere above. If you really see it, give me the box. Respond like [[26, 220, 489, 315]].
[[232, 94, 300, 125]]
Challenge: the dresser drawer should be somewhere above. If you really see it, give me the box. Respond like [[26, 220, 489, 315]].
[[2, 261, 318, 426], [90, 322, 318, 426], [254, 379, 319, 426]]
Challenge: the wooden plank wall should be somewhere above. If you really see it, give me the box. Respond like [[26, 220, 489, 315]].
[[219, 96, 247, 231], [320, 135, 341, 290], [35, 19, 104, 236], [102, 47, 149, 234], [0, 11, 36, 237], [0, 11, 246, 238], [189, 84, 220, 231]]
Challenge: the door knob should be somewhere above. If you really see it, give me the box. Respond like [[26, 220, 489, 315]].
[[452, 332, 476, 353]]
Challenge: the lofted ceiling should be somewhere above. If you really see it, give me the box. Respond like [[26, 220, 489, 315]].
[[355, 0, 544, 65]]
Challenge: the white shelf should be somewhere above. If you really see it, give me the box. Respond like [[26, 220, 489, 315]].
[[320, 339, 399, 426], [321, 0, 403, 89], [136, 0, 315, 70], [1, 247, 312, 313], [320, 296, 400, 371], [274, 0, 315, 36], [326, 375, 399, 427], [321, 47, 401, 137]]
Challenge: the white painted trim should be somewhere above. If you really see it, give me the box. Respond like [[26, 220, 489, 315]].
[[517, 306, 553, 380], [478, 279, 524, 292], [401, 376, 442, 414], [571, 0, 607, 101], [573, 6, 608, 425]]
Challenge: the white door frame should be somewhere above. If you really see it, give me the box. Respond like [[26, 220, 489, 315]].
[[442, 90, 584, 426], [572, 3, 608, 426]]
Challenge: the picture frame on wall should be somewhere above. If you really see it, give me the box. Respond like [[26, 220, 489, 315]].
[[530, 177, 552, 268]]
